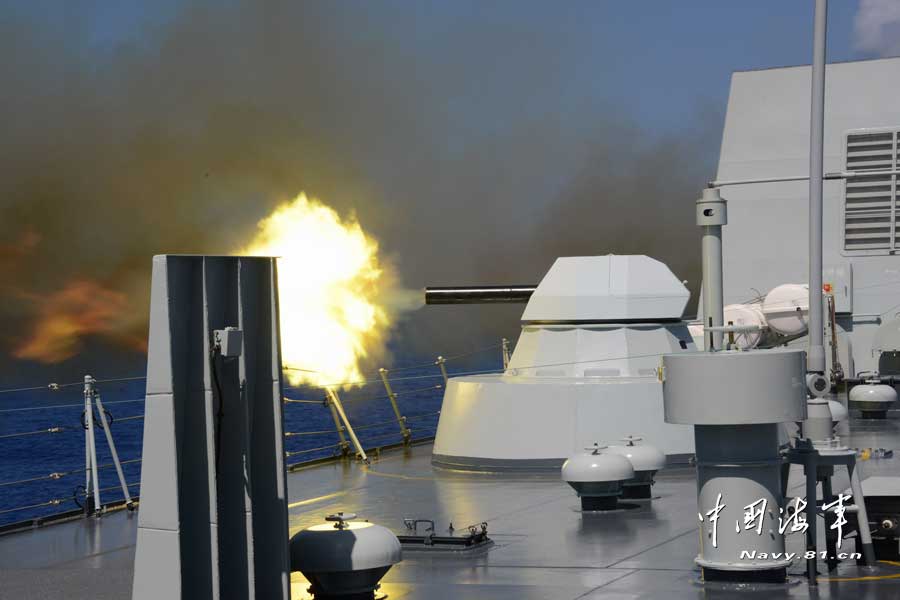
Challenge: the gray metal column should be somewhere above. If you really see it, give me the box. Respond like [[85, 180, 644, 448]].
[[807, 0, 827, 374], [697, 189, 727, 351], [695, 424, 785, 576], [848, 461, 876, 565], [804, 455, 818, 580], [132, 256, 290, 600], [663, 349, 807, 582]]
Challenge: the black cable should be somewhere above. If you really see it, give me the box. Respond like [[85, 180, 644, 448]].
[[72, 485, 86, 509], [80, 407, 113, 430], [210, 347, 225, 470]]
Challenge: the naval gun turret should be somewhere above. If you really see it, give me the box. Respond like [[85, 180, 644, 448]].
[[428, 254, 696, 471]]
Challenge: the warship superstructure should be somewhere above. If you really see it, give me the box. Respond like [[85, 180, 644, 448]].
[[4, 8, 900, 600]]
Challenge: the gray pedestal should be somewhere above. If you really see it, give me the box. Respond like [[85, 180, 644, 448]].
[[663, 349, 807, 582]]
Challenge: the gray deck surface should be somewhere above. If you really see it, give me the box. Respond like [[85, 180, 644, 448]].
[[4, 417, 900, 599]]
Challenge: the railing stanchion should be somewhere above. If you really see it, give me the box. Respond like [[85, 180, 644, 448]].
[[83, 390, 91, 516], [436, 356, 449, 385], [325, 389, 369, 464], [83, 375, 101, 515], [501, 338, 511, 370], [324, 393, 350, 456], [93, 390, 135, 509], [378, 368, 411, 445]]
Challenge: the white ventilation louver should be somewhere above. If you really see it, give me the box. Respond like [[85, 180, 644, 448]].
[[844, 129, 898, 252]]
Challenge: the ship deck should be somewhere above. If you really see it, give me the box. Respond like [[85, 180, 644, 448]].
[[4, 417, 900, 599]]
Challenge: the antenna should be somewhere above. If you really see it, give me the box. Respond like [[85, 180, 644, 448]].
[[807, 0, 827, 379]]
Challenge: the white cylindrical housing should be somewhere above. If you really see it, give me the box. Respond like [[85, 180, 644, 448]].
[[762, 284, 810, 336], [802, 398, 833, 442], [663, 349, 808, 425], [722, 304, 765, 350]]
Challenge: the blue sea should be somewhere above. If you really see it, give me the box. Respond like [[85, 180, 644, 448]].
[[0, 350, 500, 527]]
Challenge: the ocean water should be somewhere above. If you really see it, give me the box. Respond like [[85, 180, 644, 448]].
[[0, 351, 500, 527]]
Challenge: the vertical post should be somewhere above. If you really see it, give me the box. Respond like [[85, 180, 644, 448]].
[[808, 0, 827, 374], [501, 338, 511, 370], [324, 394, 350, 456], [848, 460, 876, 566], [436, 356, 449, 384], [697, 188, 727, 351], [821, 475, 838, 572], [94, 391, 134, 508], [378, 368, 411, 444], [83, 375, 102, 515], [325, 389, 368, 464], [84, 386, 92, 516], [780, 461, 791, 499], [805, 458, 818, 584], [826, 293, 843, 381]]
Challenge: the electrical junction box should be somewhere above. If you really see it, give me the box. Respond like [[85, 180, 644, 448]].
[[824, 263, 853, 314], [215, 327, 243, 358]]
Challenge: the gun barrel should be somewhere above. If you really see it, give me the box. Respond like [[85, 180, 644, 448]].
[[424, 285, 536, 305]]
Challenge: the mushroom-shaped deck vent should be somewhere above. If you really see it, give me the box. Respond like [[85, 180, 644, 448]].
[[850, 383, 898, 419], [561, 443, 635, 510], [605, 436, 665, 499], [290, 512, 402, 598]]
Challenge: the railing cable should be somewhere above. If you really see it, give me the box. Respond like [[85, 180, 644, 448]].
[[0, 397, 144, 414], [114, 414, 145, 423], [285, 442, 345, 457], [0, 375, 146, 397], [0, 498, 65, 516], [281, 342, 504, 378], [403, 411, 440, 422], [0, 426, 70, 440], [284, 428, 336, 437], [0, 458, 143, 489]]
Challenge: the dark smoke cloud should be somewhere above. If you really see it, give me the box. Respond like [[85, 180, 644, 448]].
[[0, 1, 720, 381]]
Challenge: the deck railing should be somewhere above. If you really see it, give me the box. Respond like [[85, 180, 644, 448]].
[[0, 341, 509, 529], [0, 339, 678, 530]]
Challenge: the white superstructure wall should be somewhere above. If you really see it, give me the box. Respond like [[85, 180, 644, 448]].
[[717, 57, 900, 374]]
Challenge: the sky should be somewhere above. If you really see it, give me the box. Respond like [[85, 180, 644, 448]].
[[11, 0, 876, 133], [1, 0, 898, 382]]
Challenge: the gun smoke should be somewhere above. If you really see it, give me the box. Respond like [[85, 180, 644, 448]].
[[0, 1, 720, 380]]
